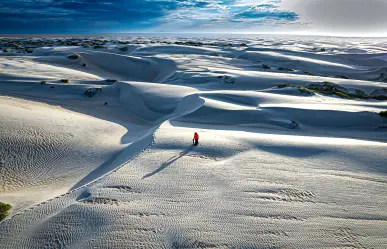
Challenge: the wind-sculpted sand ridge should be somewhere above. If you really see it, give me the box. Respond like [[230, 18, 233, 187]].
[[31, 48, 177, 83], [76, 51, 177, 82], [0, 35, 386, 248], [2, 122, 385, 248]]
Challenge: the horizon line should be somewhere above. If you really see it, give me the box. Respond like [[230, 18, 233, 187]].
[[1, 31, 387, 39]]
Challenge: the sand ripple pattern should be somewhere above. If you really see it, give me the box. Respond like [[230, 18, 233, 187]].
[[0, 125, 73, 193], [1, 36, 387, 248], [1, 125, 386, 248]]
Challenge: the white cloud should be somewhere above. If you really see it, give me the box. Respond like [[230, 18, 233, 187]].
[[280, 0, 387, 36], [152, 0, 303, 33]]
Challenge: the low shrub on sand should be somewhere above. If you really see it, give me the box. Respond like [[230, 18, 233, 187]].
[[118, 46, 128, 52], [276, 84, 314, 95], [68, 54, 79, 60], [276, 82, 367, 99], [379, 111, 387, 127], [262, 64, 271, 69], [84, 87, 102, 97], [335, 75, 349, 79], [277, 84, 294, 88], [334, 91, 351, 99], [278, 67, 294, 72], [8, 43, 21, 49], [307, 82, 368, 99], [0, 202, 12, 221], [370, 89, 387, 100], [93, 45, 107, 49], [379, 110, 387, 118], [61, 79, 70, 84]]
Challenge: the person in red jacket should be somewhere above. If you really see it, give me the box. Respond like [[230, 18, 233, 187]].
[[193, 132, 199, 146]]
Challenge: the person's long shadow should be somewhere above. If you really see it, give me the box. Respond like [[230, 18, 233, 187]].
[[142, 145, 195, 179]]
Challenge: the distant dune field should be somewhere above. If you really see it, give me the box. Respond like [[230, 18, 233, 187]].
[[0, 35, 386, 249]]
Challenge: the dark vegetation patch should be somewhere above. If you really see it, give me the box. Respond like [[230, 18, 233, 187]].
[[118, 46, 128, 52], [334, 75, 349, 79], [174, 41, 216, 47], [379, 110, 387, 118], [60, 79, 70, 84], [84, 87, 102, 97], [278, 67, 294, 72], [312, 47, 327, 52], [290, 121, 299, 129], [276, 84, 314, 95], [307, 82, 368, 99], [218, 75, 236, 84], [379, 110, 387, 127], [262, 64, 271, 69], [377, 71, 387, 82], [277, 82, 386, 100], [0, 202, 12, 221], [370, 88, 387, 100], [93, 45, 107, 49], [67, 53, 80, 60], [105, 79, 117, 83], [334, 91, 351, 99], [7, 43, 21, 49]]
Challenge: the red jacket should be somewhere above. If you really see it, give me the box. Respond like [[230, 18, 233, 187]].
[[194, 133, 199, 140]]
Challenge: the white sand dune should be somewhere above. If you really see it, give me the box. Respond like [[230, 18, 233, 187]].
[[0, 57, 101, 81], [33, 49, 177, 83], [77, 52, 177, 82], [132, 45, 222, 57], [0, 35, 386, 248]]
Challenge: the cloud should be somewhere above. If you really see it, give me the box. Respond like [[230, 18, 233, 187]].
[[0, 0, 303, 33], [152, 0, 301, 32], [233, 4, 299, 22], [0, 0, 302, 33], [1, 0, 383, 36], [280, 0, 387, 36]]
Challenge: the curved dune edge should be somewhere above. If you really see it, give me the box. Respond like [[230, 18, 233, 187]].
[[0, 37, 386, 248], [2, 93, 238, 226]]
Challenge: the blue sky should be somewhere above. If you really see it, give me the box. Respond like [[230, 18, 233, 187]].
[[0, 0, 302, 34], [1, 0, 386, 36]]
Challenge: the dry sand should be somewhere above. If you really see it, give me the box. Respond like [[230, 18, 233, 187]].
[[0, 35, 386, 248]]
